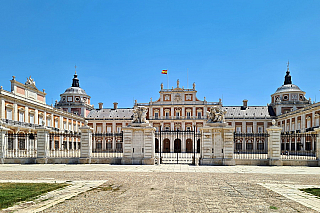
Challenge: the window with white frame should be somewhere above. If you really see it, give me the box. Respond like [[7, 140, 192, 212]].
[[39, 116, 43, 125], [68, 123, 71, 130], [247, 126, 252, 133], [165, 112, 169, 119], [107, 126, 111, 133], [63, 122, 66, 129], [73, 124, 76, 131], [236, 126, 241, 133], [19, 111, 24, 122], [316, 116, 319, 127], [307, 117, 311, 128], [197, 112, 201, 119], [29, 114, 34, 124], [286, 124, 289, 131], [297, 121, 301, 130], [258, 126, 263, 133], [117, 127, 121, 133], [186, 126, 191, 131], [155, 112, 159, 119], [176, 112, 180, 119], [291, 123, 295, 131], [97, 126, 102, 133], [55, 119, 58, 128], [186, 111, 191, 119], [6, 108, 12, 120], [47, 118, 51, 127]]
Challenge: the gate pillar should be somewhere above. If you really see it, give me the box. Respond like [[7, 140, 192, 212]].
[[0, 121, 10, 163], [79, 121, 93, 164], [200, 122, 234, 166], [35, 126, 50, 164], [314, 127, 320, 166], [266, 120, 282, 166], [121, 123, 155, 165]]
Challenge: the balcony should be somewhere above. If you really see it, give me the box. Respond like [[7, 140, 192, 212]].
[[149, 116, 207, 120]]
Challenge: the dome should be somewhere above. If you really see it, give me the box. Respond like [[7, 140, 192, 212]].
[[274, 84, 303, 94], [62, 87, 87, 95]]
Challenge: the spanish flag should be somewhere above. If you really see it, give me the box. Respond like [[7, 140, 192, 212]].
[[161, 70, 167, 74]]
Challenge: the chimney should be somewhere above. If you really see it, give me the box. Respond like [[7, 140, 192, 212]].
[[113, 102, 118, 110], [242, 99, 248, 109], [98, 102, 103, 110]]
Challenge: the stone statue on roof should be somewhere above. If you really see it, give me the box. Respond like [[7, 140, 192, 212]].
[[25, 76, 36, 86]]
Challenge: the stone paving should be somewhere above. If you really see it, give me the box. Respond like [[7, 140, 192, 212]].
[[0, 165, 319, 212]]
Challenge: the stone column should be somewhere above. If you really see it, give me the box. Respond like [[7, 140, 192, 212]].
[[121, 123, 155, 165], [79, 123, 93, 164], [0, 122, 10, 163], [314, 128, 320, 166], [267, 121, 282, 166], [223, 126, 235, 166], [200, 122, 234, 166], [35, 126, 50, 164]]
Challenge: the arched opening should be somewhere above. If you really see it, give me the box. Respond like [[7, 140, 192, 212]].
[[163, 138, 170, 153], [174, 139, 181, 153], [155, 138, 159, 153], [197, 139, 200, 153], [186, 139, 193, 153], [18, 132, 26, 150]]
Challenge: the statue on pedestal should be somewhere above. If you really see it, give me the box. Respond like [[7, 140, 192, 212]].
[[206, 106, 227, 123], [132, 106, 149, 123]]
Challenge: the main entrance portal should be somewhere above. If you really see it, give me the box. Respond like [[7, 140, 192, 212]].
[[155, 129, 201, 164]]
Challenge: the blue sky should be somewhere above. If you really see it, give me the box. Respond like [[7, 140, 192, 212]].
[[1, 1, 320, 108]]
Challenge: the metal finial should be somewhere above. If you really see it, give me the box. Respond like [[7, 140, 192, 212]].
[[287, 60, 289, 71], [75, 65, 77, 74]]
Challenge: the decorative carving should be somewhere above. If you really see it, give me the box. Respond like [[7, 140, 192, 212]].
[[25, 76, 36, 86], [174, 94, 182, 102], [206, 106, 227, 123], [132, 106, 149, 123]]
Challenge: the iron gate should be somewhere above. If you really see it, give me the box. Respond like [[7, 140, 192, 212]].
[[155, 127, 201, 164]]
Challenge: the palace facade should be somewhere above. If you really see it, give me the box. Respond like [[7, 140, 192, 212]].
[[0, 65, 318, 153]]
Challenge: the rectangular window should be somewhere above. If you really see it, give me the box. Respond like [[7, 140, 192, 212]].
[[30, 114, 34, 124], [117, 127, 121, 133], [291, 123, 295, 131], [186, 126, 191, 131], [69, 123, 71, 130], [197, 112, 201, 119], [258, 126, 263, 133], [73, 124, 76, 131], [47, 118, 51, 127], [236, 126, 241, 133], [107, 126, 111, 133], [176, 112, 180, 119], [286, 124, 289, 131], [55, 120, 58, 128], [6, 109, 12, 120], [316, 118, 319, 127], [19, 112, 24, 122], [39, 117, 43, 125], [155, 112, 159, 119], [165, 112, 169, 119], [307, 119, 311, 128], [63, 122, 66, 129], [297, 122, 301, 130], [97, 126, 102, 133], [186, 112, 191, 119], [247, 126, 252, 133]]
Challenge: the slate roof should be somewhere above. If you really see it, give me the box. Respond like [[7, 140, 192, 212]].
[[87, 108, 134, 119], [223, 106, 273, 119]]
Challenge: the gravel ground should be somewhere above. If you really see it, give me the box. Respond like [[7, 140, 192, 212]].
[[0, 171, 318, 212]]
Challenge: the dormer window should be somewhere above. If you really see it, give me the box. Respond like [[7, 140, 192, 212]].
[[299, 95, 304, 100]]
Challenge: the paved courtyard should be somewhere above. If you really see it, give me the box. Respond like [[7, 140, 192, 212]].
[[0, 164, 320, 212]]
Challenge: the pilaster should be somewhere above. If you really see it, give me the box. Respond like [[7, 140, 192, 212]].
[[79, 124, 93, 164], [0, 122, 10, 163], [267, 124, 282, 166], [35, 126, 50, 164], [121, 123, 155, 165]]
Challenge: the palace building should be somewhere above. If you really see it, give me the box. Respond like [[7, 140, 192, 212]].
[[0, 64, 318, 154]]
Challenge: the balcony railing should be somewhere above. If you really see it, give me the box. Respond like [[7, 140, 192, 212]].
[[149, 116, 206, 120]]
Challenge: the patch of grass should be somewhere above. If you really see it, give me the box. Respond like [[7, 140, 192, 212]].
[[300, 188, 320, 198], [97, 184, 121, 192], [269, 206, 278, 210], [0, 182, 69, 209]]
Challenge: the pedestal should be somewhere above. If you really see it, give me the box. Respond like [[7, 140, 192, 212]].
[[121, 123, 155, 165], [200, 122, 235, 166]]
